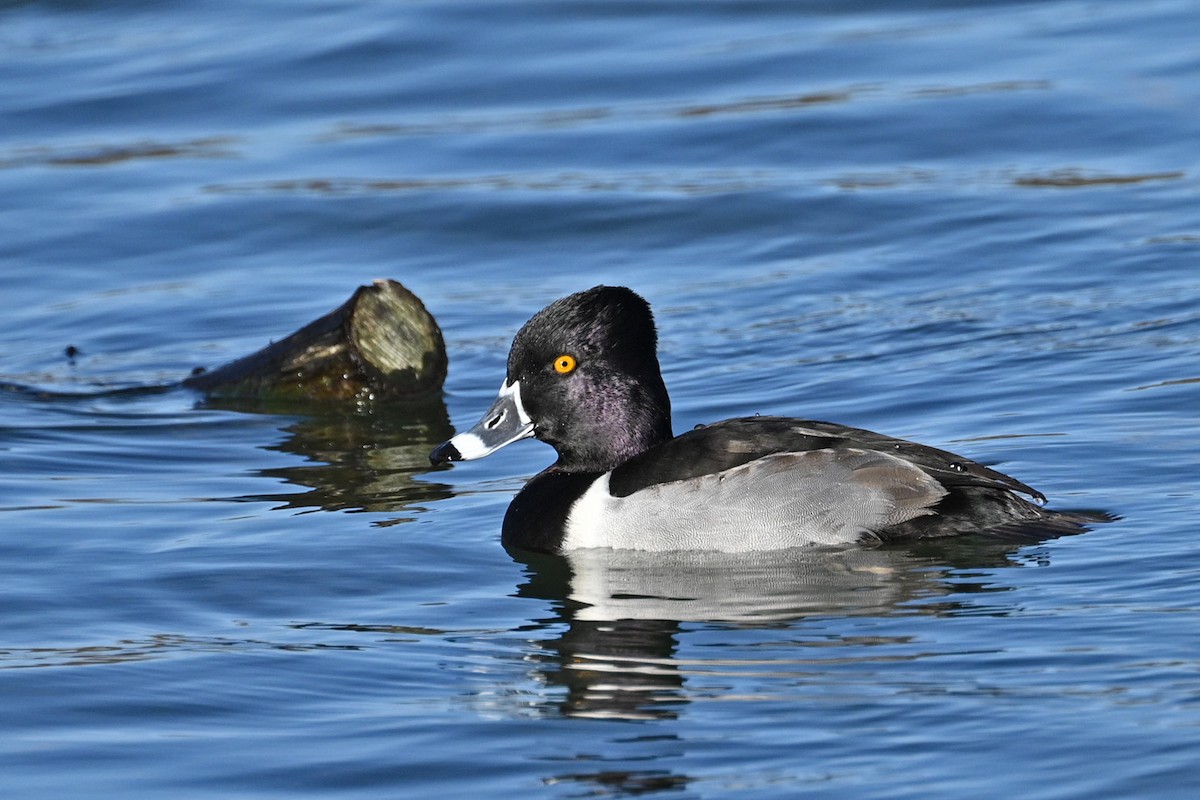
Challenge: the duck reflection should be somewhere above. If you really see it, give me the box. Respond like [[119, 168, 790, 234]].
[[208, 397, 455, 514], [511, 537, 1053, 723]]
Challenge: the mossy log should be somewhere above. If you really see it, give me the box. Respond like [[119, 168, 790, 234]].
[[184, 280, 446, 403]]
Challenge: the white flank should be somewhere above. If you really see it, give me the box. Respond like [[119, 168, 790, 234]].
[[561, 473, 616, 549]]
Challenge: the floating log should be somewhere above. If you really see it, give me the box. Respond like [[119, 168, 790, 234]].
[[184, 280, 447, 403]]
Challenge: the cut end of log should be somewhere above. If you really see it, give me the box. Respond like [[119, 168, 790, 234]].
[[185, 280, 448, 403], [350, 280, 447, 395]]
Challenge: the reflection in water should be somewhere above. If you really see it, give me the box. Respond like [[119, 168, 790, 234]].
[[543, 765, 694, 796], [540, 616, 687, 722], [563, 547, 937, 623], [212, 397, 455, 515], [510, 538, 1052, 724]]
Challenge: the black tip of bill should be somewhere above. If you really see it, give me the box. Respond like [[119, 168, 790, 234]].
[[428, 440, 462, 466]]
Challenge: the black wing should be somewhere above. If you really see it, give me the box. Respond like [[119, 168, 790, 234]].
[[609, 415, 1046, 504]]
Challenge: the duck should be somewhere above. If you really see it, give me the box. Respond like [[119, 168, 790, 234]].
[[429, 285, 1093, 554]]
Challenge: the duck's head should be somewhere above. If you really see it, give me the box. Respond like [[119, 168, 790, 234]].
[[430, 286, 672, 473]]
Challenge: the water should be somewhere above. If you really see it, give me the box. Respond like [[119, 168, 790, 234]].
[[2, 0, 1199, 797]]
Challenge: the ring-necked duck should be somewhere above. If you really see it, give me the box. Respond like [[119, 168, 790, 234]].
[[430, 286, 1093, 553]]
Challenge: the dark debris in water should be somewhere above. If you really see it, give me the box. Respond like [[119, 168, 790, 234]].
[[0, 137, 239, 169], [1013, 169, 1185, 188]]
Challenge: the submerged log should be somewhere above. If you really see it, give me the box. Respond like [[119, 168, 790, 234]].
[[184, 280, 447, 403]]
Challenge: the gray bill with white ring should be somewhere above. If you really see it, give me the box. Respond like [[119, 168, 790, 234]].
[[429, 380, 534, 464]]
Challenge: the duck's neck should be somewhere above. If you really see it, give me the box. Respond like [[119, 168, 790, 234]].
[[554, 382, 672, 474], [555, 418, 672, 474]]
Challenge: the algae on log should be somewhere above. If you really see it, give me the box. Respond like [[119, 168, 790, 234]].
[[184, 280, 447, 402]]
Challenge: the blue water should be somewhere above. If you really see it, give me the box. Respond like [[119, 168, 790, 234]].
[[3, 1, 1200, 797]]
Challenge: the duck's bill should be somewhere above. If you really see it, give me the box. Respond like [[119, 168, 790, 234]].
[[429, 380, 534, 465]]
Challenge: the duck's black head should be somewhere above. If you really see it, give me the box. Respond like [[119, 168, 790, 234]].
[[430, 286, 673, 473]]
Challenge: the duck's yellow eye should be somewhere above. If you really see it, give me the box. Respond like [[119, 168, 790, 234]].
[[553, 354, 577, 374]]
